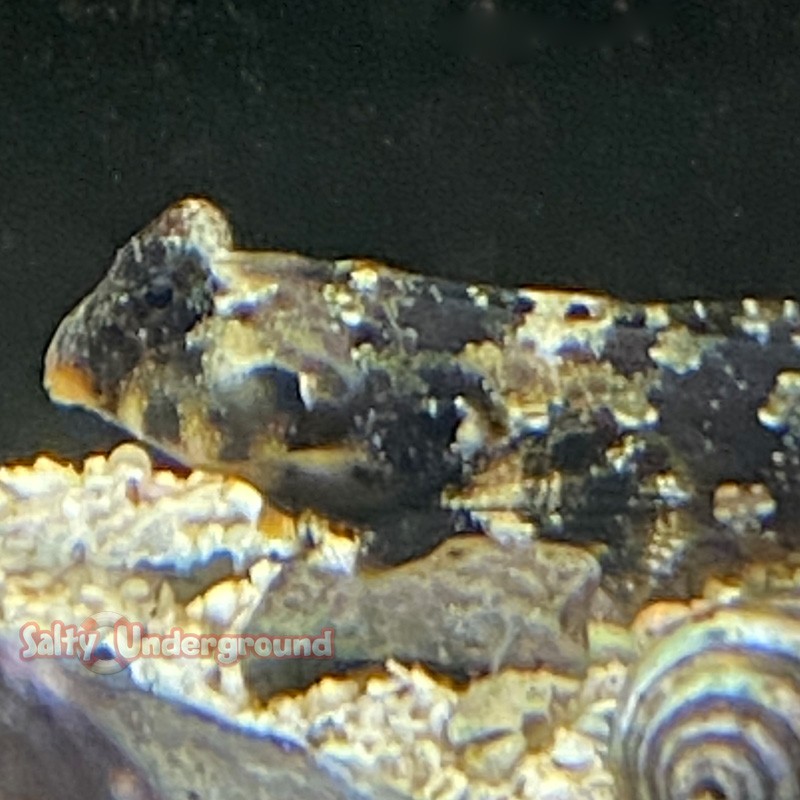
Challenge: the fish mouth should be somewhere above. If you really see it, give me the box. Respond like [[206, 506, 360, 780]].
[[43, 336, 99, 409]]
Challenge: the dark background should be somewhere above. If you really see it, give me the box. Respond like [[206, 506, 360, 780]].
[[3, 0, 800, 463]]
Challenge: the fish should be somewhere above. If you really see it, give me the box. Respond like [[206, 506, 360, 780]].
[[43, 197, 800, 608]]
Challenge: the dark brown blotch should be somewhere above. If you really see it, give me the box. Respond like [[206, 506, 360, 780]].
[[602, 323, 657, 377], [143, 393, 181, 444]]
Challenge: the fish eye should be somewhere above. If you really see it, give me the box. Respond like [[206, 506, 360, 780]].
[[144, 282, 174, 309]]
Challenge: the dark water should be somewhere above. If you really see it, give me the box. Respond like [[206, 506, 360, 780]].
[[3, 0, 800, 462]]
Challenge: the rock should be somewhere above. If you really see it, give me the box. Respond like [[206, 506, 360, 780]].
[[243, 535, 600, 697]]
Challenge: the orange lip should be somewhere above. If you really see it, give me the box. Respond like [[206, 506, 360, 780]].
[[43, 348, 99, 408]]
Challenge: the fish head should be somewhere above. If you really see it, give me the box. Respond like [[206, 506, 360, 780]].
[[44, 197, 231, 420]]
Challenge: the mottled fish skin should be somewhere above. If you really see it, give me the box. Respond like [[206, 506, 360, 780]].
[[43, 198, 800, 610]]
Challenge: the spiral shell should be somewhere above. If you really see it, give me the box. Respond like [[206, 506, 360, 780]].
[[610, 604, 800, 800]]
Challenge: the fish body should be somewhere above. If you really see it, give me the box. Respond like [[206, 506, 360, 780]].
[[44, 198, 800, 607]]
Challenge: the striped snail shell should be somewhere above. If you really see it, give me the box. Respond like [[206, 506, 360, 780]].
[[610, 604, 800, 800]]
